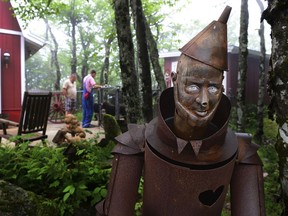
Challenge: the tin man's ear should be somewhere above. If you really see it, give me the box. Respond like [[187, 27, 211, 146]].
[[171, 71, 177, 82]]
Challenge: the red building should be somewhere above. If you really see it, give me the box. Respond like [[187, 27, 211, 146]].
[[0, 1, 45, 121], [160, 45, 271, 106]]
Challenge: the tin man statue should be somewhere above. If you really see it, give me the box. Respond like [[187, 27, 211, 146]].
[[96, 6, 265, 216]]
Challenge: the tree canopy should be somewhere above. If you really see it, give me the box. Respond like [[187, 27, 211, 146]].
[[12, 0, 271, 122]]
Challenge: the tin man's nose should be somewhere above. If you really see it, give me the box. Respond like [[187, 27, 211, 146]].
[[196, 88, 208, 107]]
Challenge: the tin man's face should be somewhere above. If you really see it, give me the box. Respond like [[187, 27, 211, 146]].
[[174, 56, 224, 127]]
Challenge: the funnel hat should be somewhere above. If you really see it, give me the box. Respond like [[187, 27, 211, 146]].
[[179, 6, 232, 71]]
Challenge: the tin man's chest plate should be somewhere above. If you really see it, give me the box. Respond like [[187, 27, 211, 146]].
[[142, 143, 236, 216]]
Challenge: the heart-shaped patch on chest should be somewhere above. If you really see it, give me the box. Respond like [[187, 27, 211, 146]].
[[198, 185, 224, 206]]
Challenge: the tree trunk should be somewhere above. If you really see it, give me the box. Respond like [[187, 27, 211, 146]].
[[113, 0, 142, 123], [263, 1, 288, 214], [100, 36, 114, 85], [255, 0, 266, 144], [79, 27, 91, 89], [236, 0, 249, 132], [70, 0, 77, 75], [99, 37, 113, 103], [130, 0, 153, 122], [144, 16, 166, 92], [45, 19, 61, 91]]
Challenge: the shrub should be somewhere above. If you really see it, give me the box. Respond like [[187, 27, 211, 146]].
[[102, 114, 122, 141], [0, 139, 114, 216]]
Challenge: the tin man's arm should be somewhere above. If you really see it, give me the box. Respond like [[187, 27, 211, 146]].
[[96, 124, 145, 216], [230, 133, 265, 216]]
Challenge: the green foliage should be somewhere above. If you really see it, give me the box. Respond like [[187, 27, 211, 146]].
[[261, 116, 280, 215], [263, 118, 278, 141], [25, 51, 57, 91], [244, 105, 259, 134], [229, 104, 260, 134], [12, 0, 67, 24], [135, 177, 144, 215], [258, 144, 282, 216], [229, 105, 277, 140], [73, 111, 83, 122], [229, 104, 282, 214], [0, 139, 114, 215]]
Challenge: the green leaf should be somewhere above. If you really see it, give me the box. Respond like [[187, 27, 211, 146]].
[[49, 180, 60, 188], [63, 192, 70, 202], [70, 186, 76, 194], [91, 193, 101, 205], [100, 188, 107, 197], [78, 184, 87, 190], [63, 185, 75, 194], [94, 187, 101, 193], [77, 149, 85, 155]]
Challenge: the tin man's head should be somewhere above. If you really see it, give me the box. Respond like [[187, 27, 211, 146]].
[[173, 6, 231, 128]]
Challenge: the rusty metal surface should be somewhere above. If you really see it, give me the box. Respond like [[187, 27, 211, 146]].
[[95, 86, 265, 215], [145, 88, 238, 165], [142, 144, 237, 216], [179, 6, 231, 71], [230, 163, 266, 216], [96, 154, 144, 216], [113, 124, 146, 154], [95, 5, 265, 215], [236, 133, 263, 165]]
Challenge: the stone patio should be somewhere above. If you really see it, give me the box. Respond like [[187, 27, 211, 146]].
[[0, 120, 105, 147], [46, 120, 105, 142]]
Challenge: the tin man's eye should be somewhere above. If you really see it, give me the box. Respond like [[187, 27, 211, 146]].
[[208, 86, 219, 94], [186, 85, 199, 93]]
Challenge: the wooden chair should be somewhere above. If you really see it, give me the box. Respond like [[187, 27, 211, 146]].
[[0, 91, 52, 145]]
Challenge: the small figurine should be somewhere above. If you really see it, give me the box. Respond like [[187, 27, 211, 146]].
[[52, 114, 86, 145], [96, 6, 265, 216]]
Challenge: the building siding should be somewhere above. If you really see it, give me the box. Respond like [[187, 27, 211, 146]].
[[0, 1, 22, 121], [0, 1, 21, 31]]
